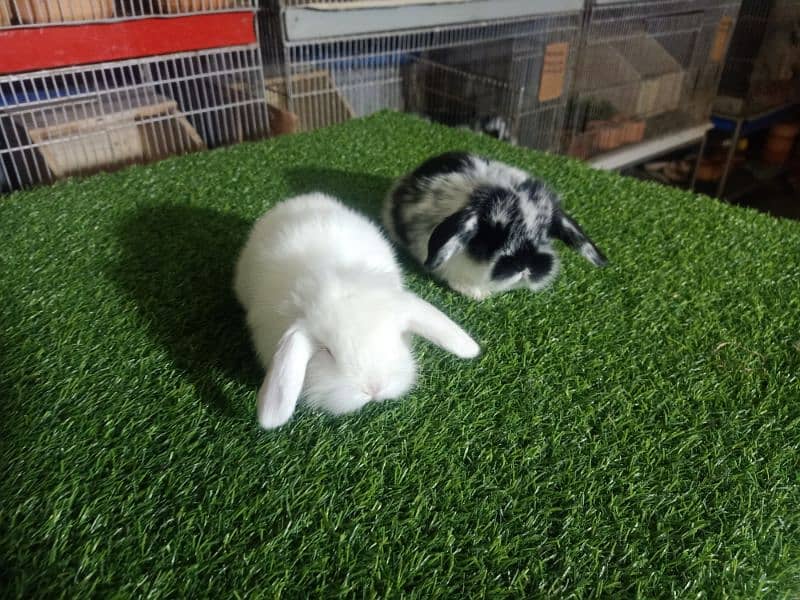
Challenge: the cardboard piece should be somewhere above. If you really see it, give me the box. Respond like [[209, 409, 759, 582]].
[[539, 42, 569, 102], [710, 16, 733, 63]]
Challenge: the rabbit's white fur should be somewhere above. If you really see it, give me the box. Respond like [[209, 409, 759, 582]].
[[234, 193, 480, 429]]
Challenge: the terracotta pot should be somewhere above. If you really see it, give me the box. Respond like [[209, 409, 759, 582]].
[[620, 119, 646, 144], [763, 122, 800, 166], [696, 159, 723, 182], [267, 104, 299, 136], [593, 124, 623, 151], [586, 120, 616, 151], [159, 0, 235, 12], [15, 0, 114, 23]]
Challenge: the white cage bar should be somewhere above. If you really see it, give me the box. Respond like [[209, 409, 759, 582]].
[[563, 0, 742, 160], [0, 0, 256, 26], [0, 48, 268, 191], [265, 0, 583, 152], [0, 0, 268, 192]]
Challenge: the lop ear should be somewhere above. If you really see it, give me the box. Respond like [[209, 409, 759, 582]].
[[402, 292, 480, 359], [425, 209, 478, 270], [549, 209, 608, 267], [256, 322, 314, 430]]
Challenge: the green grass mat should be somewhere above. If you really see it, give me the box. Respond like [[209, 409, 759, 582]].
[[2, 112, 799, 598]]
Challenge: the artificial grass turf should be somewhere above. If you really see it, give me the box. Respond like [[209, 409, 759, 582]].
[[1, 112, 799, 599]]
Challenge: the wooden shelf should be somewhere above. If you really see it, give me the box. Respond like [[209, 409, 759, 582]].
[[0, 12, 257, 75]]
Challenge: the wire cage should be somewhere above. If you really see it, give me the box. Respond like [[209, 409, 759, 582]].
[[264, 1, 583, 152], [1, 49, 268, 190], [0, 0, 268, 191], [715, 0, 800, 117], [0, 0, 254, 25], [563, 0, 742, 160]]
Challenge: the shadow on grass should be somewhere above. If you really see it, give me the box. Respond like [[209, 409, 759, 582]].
[[109, 167, 433, 420], [284, 166, 392, 219], [111, 205, 260, 419], [0, 296, 30, 447]]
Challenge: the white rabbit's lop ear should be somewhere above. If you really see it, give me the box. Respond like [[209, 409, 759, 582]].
[[402, 292, 480, 359], [257, 322, 314, 430]]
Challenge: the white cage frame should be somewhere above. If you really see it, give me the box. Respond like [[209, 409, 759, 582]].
[[0, 0, 268, 192], [265, 0, 583, 152], [563, 0, 742, 160], [716, 0, 800, 116]]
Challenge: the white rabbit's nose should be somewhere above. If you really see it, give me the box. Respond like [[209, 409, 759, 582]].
[[366, 383, 382, 399]]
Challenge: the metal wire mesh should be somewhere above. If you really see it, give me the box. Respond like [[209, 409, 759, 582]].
[[273, 0, 396, 7], [1, 48, 268, 191], [267, 11, 582, 152], [0, 0, 256, 26], [716, 0, 800, 116], [564, 0, 741, 160], [258, 2, 286, 79]]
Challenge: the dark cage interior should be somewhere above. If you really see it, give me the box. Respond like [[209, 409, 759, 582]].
[[564, 0, 741, 160], [716, 0, 800, 115]]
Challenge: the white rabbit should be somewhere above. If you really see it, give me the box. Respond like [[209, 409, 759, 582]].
[[234, 192, 480, 429]]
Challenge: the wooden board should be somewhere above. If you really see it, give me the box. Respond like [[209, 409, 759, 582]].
[[265, 71, 354, 132], [8, 90, 204, 180]]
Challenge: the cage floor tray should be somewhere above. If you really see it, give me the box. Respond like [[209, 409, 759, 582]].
[[5, 88, 205, 182]]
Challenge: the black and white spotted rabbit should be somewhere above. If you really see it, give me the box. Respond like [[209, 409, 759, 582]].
[[383, 152, 607, 300]]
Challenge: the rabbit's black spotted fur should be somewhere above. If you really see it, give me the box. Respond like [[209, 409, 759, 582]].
[[383, 152, 607, 300]]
